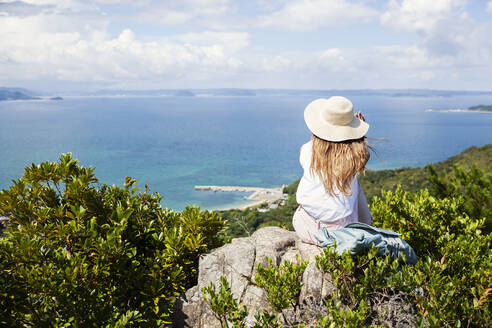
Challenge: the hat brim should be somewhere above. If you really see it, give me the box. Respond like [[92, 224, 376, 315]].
[[304, 106, 369, 142]]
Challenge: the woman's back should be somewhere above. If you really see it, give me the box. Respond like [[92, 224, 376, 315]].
[[296, 140, 363, 223], [292, 96, 372, 245]]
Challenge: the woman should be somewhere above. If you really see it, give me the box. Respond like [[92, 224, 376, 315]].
[[293, 96, 373, 245]]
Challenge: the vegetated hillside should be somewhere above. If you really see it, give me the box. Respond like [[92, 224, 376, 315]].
[[468, 104, 492, 111], [0, 154, 224, 326], [206, 172, 491, 327], [1, 151, 489, 326], [0, 87, 39, 101], [218, 144, 492, 238], [361, 143, 492, 201]]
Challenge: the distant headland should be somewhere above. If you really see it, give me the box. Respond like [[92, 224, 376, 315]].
[[468, 105, 492, 111], [0, 87, 65, 102], [0, 87, 40, 101], [64, 88, 492, 98], [426, 104, 492, 113], [3, 86, 492, 100]]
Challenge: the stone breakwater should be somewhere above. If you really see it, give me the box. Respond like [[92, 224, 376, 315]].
[[194, 185, 285, 210]]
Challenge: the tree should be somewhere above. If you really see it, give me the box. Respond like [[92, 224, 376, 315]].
[[0, 154, 224, 327]]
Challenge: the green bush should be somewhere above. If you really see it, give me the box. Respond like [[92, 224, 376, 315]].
[[203, 248, 413, 327], [218, 144, 491, 239], [0, 154, 224, 327], [1, 150, 490, 327], [204, 168, 491, 327], [202, 277, 248, 328], [371, 187, 491, 326], [203, 257, 308, 328], [428, 164, 492, 232], [255, 256, 307, 317]]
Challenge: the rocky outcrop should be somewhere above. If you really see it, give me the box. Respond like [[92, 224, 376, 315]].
[[172, 226, 417, 328], [172, 227, 334, 327]]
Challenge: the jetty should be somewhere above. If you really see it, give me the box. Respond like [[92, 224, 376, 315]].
[[194, 185, 286, 210]]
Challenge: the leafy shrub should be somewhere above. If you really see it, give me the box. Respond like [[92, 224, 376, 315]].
[[219, 144, 491, 240], [203, 248, 416, 327], [0, 154, 224, 327], [371, 186, 491, 327], [203, 257, 308, 327], [255, 256, 307, 319], [428, 164, 492, 232], [202, 277, 248, 328], [204, 166, 491, 327]]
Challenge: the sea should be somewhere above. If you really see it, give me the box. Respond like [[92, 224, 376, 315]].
[[1, 94, 491, 211]]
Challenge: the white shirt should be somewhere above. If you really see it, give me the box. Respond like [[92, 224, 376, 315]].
[[296, 140, 372, 224]]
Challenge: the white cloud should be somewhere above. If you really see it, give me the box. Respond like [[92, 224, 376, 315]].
[[321, 48, 345, 63], [177, 31, 249, 52], [242, 40, 492, 89], [0, 0, 245, 88], [123, 0, 233, 27], [0, 0, 101, 18], [259, 55, 292, 72], [89, 0, 144, 4], [1, 0, 492, 90], [0, 0, 235, 27], [319, 48, 355, 72], [257, 0, 378, 30], [418, 70, 435, 80], [487, 1, 492, 14], [1, 0, 59, 4], [0, 14, 244, 85], [137, 9, 193, 25], [380, 0, 467, 33], [378, 0, 492, 84]]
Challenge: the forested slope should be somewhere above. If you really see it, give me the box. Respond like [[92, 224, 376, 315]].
[[218, 144, 492, 238]]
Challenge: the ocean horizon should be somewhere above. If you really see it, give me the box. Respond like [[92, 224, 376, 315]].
[[1, 93, 491, 211]]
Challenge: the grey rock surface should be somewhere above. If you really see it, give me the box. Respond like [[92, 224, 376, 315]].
[[172, 226, 417, 327], [173, 227, 331, 327]]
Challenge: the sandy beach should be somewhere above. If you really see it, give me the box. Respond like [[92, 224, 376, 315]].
[[195, 185, 285, 210]]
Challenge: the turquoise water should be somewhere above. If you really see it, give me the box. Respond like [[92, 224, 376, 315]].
[[1, 94, 491, 210]]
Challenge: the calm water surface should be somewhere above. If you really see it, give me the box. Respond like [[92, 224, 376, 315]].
[[1, 94, 491, 210]]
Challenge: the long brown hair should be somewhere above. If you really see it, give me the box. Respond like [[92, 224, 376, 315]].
[[310, 134, 372, 196]]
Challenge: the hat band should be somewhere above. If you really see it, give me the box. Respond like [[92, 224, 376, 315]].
[[321, 110, 354, 126]]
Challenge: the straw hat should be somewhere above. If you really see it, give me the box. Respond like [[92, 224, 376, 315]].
[[304, 96, 369, 142]]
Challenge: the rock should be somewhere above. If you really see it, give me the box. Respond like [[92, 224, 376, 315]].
[[240, 284, 270, 326], [173, 227, 329, 327], [172, 286, 201, 328], [172, 226, 417, 327], [250, 227, 298, 282], [197, 237, 255, 301]]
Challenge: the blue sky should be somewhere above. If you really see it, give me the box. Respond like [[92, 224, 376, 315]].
[[1, 0, 491, 91]]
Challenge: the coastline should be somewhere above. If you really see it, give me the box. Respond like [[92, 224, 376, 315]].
[[212, 199, 271, 211], [195, 185, 286, 211], [426, 109, 492, 113]]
